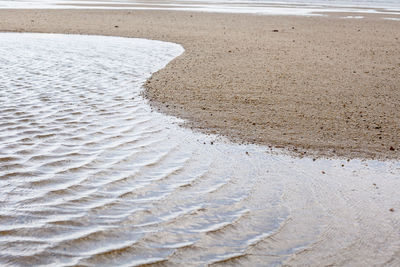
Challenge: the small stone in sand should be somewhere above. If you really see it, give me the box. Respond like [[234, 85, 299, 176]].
[[389, 208, 394, 212]]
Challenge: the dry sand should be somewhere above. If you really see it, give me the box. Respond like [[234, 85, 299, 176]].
[[1, 9, 399, 159]]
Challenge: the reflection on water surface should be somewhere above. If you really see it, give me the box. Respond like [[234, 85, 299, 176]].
[[0, 33, 399, 266]]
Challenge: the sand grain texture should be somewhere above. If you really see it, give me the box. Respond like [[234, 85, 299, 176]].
[[1, 9, 399, 159]]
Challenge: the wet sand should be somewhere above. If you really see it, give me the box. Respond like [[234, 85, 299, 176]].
[[0, 9, 399, 159]]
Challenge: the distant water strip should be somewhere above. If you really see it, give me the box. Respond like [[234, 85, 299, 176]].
[[1, 0, 400, 16]]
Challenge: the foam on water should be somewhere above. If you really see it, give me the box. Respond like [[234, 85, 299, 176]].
[[0, 33, 399, 266]]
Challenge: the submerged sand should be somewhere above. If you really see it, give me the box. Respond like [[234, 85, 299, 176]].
[[1, 9, 399, 159]]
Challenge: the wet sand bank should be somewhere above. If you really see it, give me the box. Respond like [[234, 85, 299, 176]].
[[1, 9, 399, 159]]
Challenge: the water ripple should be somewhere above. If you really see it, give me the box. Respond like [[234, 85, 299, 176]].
[[0, 33, 399, 266]]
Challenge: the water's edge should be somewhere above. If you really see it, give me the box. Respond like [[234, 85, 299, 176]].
[[0, 33, 399, 266]]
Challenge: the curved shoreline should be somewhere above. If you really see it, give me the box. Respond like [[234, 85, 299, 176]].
[[0, 9, 399, 160]]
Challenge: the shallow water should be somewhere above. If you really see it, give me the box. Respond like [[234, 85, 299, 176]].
[[0, 33, 399, 266], [1, 0, 400, 16]]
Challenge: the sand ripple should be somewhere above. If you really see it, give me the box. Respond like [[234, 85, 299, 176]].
[[0, 33, 399, 266]]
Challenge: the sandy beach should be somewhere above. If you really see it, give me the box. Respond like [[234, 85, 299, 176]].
[[1, 6, 400, 266], [1, 9, 399, 160]]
